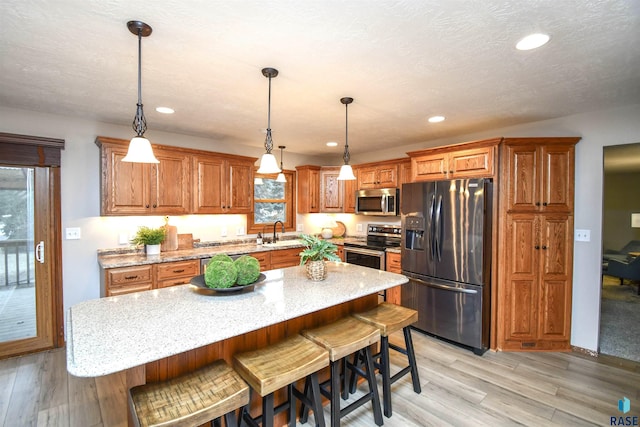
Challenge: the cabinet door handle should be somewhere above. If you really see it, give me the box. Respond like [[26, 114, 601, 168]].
[[542, 245, 547, 250], [535, 245, 540, 250], [535, 202, 541, 206], [125, 275, 138, 280], [153, 204, 157, 208], [173, 269, 185, 273], [146, 204, 150, 208], [543, 202, 548, 206]]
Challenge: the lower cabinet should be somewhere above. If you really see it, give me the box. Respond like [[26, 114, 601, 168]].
[[500, 213, 573, 350], [103, 265, 153, 296], [385, 251, 402, 305], [101, 248, 302, 297], [270, 248, 301, 269], [156, 260, 200, 289]]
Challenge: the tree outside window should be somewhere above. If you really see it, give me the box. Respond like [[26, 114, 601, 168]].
[[249, 170, 296, 234]]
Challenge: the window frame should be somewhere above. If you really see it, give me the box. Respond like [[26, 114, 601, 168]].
[[248, 169, 296, 234]]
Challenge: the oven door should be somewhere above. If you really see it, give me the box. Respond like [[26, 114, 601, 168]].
[[343, 246, 386, 270]]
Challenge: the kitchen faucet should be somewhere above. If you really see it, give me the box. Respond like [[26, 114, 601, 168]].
[[273, 220, 285, 242]]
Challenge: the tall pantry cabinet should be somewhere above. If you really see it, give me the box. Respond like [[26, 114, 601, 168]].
[[497, 137, 580, 351]]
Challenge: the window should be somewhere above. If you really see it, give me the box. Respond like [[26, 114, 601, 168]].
[[248, 169, 296, 234]]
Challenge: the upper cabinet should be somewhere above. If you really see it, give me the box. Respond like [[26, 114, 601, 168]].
[[343, 167, 358, 213], [407, 138, 499, 182], [96, 136, 256, 216], [192, 153, 255, 214], [502, 139, 576, 213], [358, 164, 398, 189], [296, 165, 321, 213], [320, 167, 344, 212], [97, 137, 191, 215]]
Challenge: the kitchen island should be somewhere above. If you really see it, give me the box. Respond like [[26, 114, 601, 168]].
[[67, 262, 408, 378]]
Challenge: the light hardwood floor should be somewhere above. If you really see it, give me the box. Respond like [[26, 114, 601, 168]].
[[1, 330, 639, 426]]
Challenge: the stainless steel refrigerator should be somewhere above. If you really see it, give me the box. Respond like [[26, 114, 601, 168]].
[[401, 178, 492, 355]]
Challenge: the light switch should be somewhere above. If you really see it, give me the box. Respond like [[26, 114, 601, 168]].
[[356, 224, 363, 233], [220, 227, 227, 237]]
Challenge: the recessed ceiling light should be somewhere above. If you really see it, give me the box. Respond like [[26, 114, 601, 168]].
[[156, 106, 175, 114], [428, 116, 445, 123], [516, 33, 550, 50], [326, 141, 338, 147]]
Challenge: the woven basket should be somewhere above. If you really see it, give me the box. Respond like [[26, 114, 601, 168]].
[[305, 260, 327, 281]]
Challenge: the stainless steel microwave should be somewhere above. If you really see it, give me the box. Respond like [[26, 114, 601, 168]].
[[355, 188, 399, 216]]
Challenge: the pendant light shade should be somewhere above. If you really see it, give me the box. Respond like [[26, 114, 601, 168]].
[[257, 68, 281, 174], [337, 97, 356, 180], [276, 145, 287, 182], [122, 20, 158, 163]]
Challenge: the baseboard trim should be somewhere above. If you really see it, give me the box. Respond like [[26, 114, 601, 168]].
[[571, 345, 598, 357]]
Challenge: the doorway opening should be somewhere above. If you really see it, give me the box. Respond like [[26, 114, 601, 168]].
[[599, 142, 640, 362]]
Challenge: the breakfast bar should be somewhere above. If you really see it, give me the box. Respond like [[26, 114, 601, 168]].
[[68, 261, 406, 369]]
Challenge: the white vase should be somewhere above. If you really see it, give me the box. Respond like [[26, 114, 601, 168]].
[[146, 244, 161, 256]]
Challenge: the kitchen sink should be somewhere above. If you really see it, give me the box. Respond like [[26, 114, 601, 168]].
[[262, 239, 303, 248]]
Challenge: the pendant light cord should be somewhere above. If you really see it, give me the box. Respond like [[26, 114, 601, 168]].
[[343, 101, 350, 165], [132, 28, 147, 137], [264, 74, 274, 154]]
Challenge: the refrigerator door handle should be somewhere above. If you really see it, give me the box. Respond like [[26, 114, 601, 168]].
[[429, 194, 436, 259], [434, 195, 443, 261], [407, 275, 478, 294]]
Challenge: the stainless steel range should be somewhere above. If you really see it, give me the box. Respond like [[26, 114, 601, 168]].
[[343, 223, 401, 271]]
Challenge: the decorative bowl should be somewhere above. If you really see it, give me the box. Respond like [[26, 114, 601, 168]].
[[189, 273, 266, 295]]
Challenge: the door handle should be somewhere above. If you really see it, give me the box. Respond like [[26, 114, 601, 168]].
[[35, 241, 45, 263], [407, 275, 478, 294]]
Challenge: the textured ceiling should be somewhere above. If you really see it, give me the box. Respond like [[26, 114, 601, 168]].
[[1, 1, 639, 159]]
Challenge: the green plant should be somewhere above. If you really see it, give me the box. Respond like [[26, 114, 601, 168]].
[[204, 260, 238, 289], [298, 234, 341, 265], [130, 226, 166, 246], [234, 255, 261, 285]]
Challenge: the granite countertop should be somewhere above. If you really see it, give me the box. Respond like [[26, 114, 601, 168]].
[[98, 237, 366, 269], [66, 262, 408, 377]]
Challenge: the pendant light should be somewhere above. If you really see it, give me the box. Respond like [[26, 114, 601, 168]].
[[337, 97, 356, 180], [122, 20, 159, 163], [257, 68, 281, 174], [276, 145, 287, 182]]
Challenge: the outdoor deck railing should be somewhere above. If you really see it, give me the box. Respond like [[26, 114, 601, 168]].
[[0, 239, 33, 287]]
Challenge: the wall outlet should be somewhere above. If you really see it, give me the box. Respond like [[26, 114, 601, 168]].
[[356, 224, 363, 233], [297, 224, 304, 232], [118, 233, 129, 245], [575, 229, 591, 242], [220, 227, 227, 237], [236, 226, 245, 236], [65, 227, 81, 240]]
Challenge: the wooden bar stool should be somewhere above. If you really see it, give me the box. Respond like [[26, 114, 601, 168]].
[[128, 359, 250, 427], [233, 334, 328, 427], [352, 302, 421, 418], [301, 316, 383, 427]]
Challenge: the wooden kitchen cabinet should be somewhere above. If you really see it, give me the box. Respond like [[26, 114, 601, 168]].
[[252, 251, 271, 271], [296, 165, 321, 213], [102, 265, 154, 296], [408, 140, 498, 182], [156, 260, 200, 289], [343, 170, 358, 213], [320, 167, 344, 212], [358, 164, 398, 189], [270, 247, 301, 269], [385, 251, 402, 305], [97, 137, 191, 216], [502, 140, 575, 213], [501, 214, 573, 350], [191, 153, 256, 214], [497, 137, 580, 351]]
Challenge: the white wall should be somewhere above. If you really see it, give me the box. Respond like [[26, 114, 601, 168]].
[[2, 103, 640, 352]]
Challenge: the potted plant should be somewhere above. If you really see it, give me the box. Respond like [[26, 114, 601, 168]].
[[298, 233, 341, 281], [131, 226, 166, 255]]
